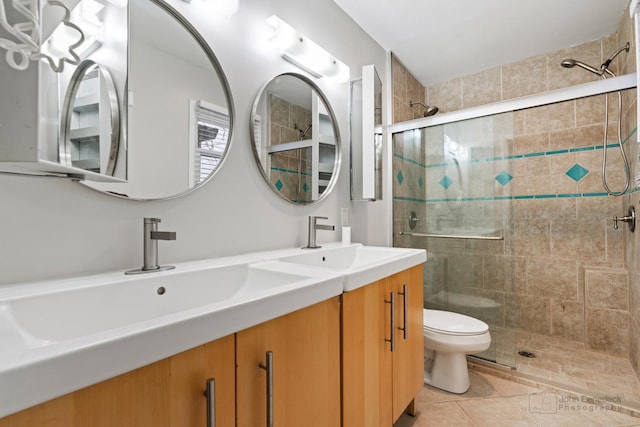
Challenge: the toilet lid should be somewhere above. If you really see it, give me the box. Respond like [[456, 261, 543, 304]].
[[423, 309, 489, 336]]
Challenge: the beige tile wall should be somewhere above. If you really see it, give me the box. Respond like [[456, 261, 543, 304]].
[[393, 12, 639, 365], [268, 96, 312, 203], [392, 54, 427, 122], [424, 34, 633, 112]]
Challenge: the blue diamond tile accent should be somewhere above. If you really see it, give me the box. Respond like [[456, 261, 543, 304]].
[[418, 176, 424, 189], [275, 180, 283, 191], [439, 175, 453, 189], [303, 182, 309, 192], [565, 163, 589, 182], [396, 171, 404, 185], [495, 170, 513, 186]]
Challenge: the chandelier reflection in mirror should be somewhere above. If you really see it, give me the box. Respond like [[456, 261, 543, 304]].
[[0, 0, 124, 73]]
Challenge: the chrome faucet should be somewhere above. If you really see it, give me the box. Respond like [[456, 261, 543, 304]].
[[304, 216, 335, 249], [125, 218, 177, 274]]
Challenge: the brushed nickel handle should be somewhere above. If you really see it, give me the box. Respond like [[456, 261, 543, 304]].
[[204, 378, 216, 427], [384, 292, 395, 352], [398, 284, 408, 340], [259, 351, 274, 427], [613, 206, 635, 232]]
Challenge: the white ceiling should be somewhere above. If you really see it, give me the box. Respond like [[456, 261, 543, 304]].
[[332, 0, 631, 85]]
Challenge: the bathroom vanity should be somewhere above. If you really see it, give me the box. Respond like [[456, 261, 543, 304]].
[[0, 244, 425, 426], [342, 265, 424, 426], [0, 299, 340, 427]]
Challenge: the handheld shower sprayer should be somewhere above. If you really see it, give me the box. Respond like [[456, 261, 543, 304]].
[[559, 42, 631, 196], [560, 59, 603, 76]]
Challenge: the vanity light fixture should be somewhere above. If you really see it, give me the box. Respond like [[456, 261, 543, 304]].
[[266, 15, 350, 83]]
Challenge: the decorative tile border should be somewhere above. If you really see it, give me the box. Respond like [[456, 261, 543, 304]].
[[393, 127, 638, 199]]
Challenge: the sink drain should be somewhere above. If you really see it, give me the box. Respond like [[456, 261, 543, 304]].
[[518, 350, 536, 358]]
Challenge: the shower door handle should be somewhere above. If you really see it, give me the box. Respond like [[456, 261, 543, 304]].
[[398, 284, 408, 340], [384, 292, 395, 352]]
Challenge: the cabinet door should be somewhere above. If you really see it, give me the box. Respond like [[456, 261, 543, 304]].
[[236, 298, 341, 427], [391, 265, 424, 422], [342, 278, 393, 427], [0, 335, 236, 427]]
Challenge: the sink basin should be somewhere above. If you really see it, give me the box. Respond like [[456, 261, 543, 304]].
[[6, 262, 308, 343], [280, 243, 426, 291], [0, 243, 425, 418], [0, 256, 343, 418]]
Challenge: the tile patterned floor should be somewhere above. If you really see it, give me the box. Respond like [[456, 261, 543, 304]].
[[512, 331, 640, 407], [394, 369, 640, 427], [396, 329, 640, 426]]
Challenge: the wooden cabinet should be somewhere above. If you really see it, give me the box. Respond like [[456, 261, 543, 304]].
[[342, 265, 424, 426], [0, 298, 341, 427], [236, 297, 341, 427], [0, 335, 236, 427], [0, 266, 421, 427], [390, 266, 424, 422]]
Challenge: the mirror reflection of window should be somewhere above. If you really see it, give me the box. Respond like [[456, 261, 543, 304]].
[[190, 100, 230, 186], [77, 0, 234, 200]]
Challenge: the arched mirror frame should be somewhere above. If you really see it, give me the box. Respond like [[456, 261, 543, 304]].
[[249, 72, 342, 205], [60, 59, 120, 177], [81, 0, 235, 201]]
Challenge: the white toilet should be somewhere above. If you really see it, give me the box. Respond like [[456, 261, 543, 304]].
[[423, 309, 491, 394]]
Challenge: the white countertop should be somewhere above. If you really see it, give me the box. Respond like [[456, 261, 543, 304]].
[[0, 243, 426, 418]]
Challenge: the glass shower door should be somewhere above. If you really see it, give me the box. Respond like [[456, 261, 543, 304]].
[[393, 112, 516, 368]]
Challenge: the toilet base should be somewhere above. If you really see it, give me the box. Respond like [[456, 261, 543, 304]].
[[424, 351, 470, 394]]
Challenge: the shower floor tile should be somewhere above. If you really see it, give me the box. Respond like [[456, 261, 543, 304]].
[[394, 368, 640, 427], [513, 331, 640, 407]]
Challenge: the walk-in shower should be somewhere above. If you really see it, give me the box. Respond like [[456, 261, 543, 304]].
[[561, 42, 631, 196], [392, 78, 640, 408]]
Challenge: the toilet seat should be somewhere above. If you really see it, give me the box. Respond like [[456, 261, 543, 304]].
[[423, 309, 489, 336]]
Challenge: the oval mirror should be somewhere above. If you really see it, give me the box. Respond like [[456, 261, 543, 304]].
[[83, 0, 234, 200], [60, 60, 120, 176], [250, 73, 341, 204]]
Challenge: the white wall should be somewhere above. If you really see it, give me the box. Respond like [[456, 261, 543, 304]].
[[0, 0, 389, 286]]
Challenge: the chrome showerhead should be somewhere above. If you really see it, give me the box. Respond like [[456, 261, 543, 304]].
[[424, 105, 439, 116], [410, 101, 439, 117], [560, 59, 602, 76]]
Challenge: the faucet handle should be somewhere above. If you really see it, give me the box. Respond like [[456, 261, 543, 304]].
[[144, 217, 161, 224], [151, 231, 177, 240]]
